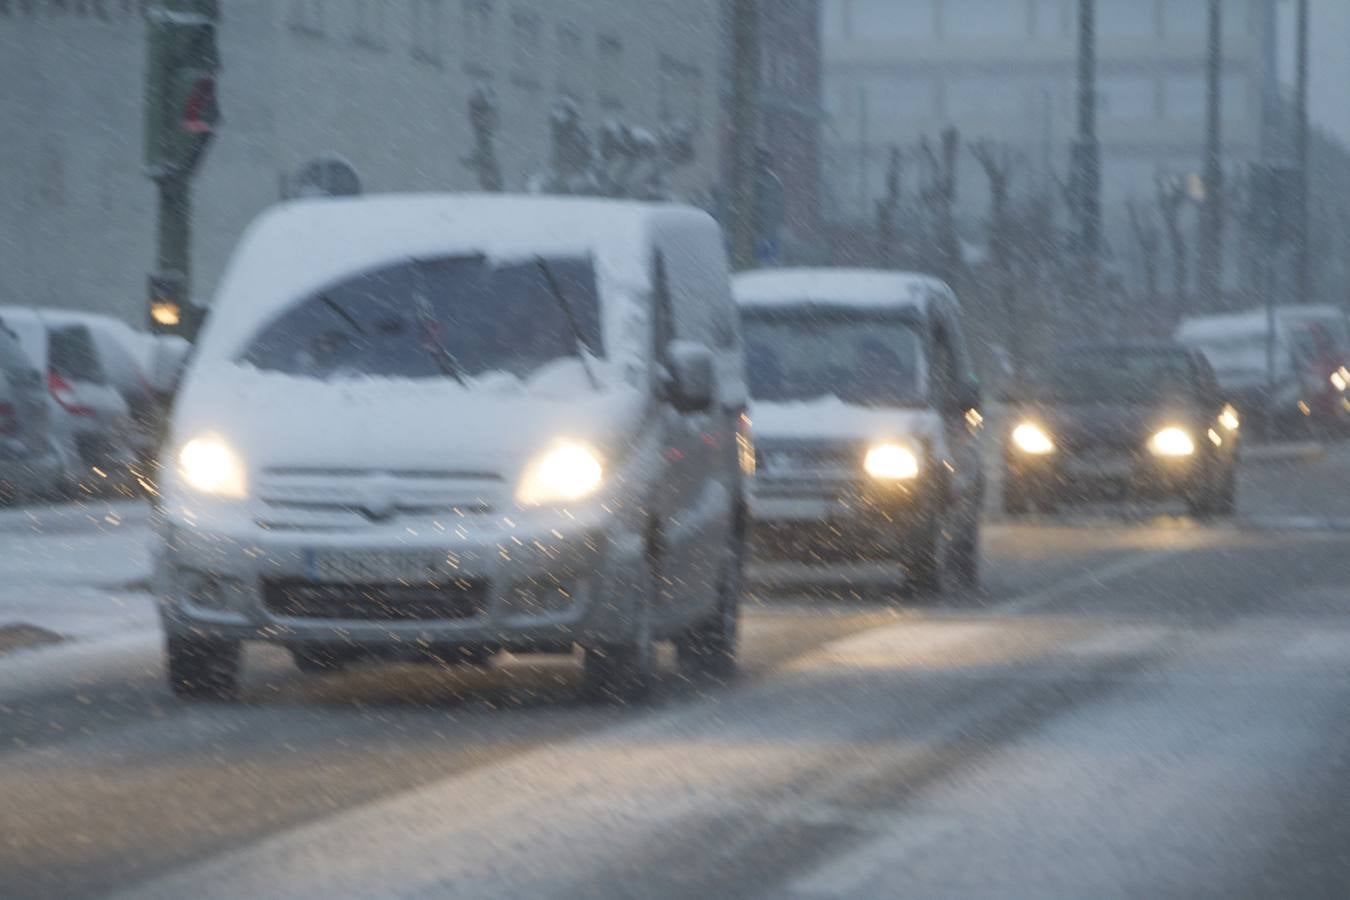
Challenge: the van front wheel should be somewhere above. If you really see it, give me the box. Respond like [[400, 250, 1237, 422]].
[[676, 523, 744, 682], [583, 533, 660, 703]]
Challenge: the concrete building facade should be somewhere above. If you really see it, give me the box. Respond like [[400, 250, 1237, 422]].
[[821, 0, 1280, 235], [0, 0, 721, 326]]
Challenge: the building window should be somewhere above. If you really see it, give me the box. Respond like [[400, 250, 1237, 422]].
[[1031, 0, 1066, 37], [555, 23, 585, 100], [659, 57, 702, 128], [944, 0, 1028, 38], [511, 9, 541, 89], [353, 0, 386, 49], [1100, 75, 1157, 119], [1163, 74, 1205, 120], [596, 34, 623, 110], [847, 0, 934, 40], [289, 0, 325, 37], [461, 0, 494, 75], [1099, 0, 1157, 37]]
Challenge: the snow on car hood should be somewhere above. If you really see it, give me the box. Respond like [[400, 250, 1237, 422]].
[[749, 395, 940, 445], [171, 365, 647, 476]]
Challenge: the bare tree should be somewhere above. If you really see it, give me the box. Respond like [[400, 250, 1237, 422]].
[[970, 139, 1022, 372], [875, 146, 903, 268], [918, 126, 962, 288], [462, 86, 503, 192], [1127, 197, 1161, 331], [1157, 176, 1191, 325]]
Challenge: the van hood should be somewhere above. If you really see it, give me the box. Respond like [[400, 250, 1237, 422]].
[[171, 367, 646, 476], [749, 396, 941, 445]]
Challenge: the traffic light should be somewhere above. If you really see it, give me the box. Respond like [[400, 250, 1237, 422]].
[[144, 7, 221, 178]]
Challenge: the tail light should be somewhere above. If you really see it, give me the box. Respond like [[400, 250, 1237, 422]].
[[0, 402, 15, 437], [48, 371, 93, 417]]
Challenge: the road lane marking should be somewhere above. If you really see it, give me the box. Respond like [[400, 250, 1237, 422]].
[[994, 548, 1189, 616]]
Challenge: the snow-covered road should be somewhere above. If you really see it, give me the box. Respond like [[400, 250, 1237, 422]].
[[4, 449, 1350, 897]]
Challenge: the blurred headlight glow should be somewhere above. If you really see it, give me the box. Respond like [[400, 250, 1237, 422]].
[[1218, 405, 1240, 431], [516, 442, 604, 506], [1012, 423, 1056, 455], [1150, 427, 1195, 457], [1332, 371, 1348, 392], [178, 436, 247, 498], [864, 443, 920, 480]]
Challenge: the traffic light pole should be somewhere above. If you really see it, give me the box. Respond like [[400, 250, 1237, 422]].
[[727, 0, 761, 271], [1197, 0, 1224, 312], [144, 0, 220, 340]]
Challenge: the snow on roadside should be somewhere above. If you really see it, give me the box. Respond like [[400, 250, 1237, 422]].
[[0, 506, 156, 646]]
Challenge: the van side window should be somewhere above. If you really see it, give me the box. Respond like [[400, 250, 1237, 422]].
[[651, 252, 676, 360]]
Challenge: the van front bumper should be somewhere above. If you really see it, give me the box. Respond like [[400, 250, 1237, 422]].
[[155, 510, 646, 652], [748, 477, 934, 562]]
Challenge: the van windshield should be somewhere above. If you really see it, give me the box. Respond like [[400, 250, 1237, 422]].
[[241, 256, 604, 383], [744, 310, 925, 407]]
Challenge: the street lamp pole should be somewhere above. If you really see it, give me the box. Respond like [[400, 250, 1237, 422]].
[[1293, 0, 1311, 305], [1197, 0, 1224, 312], [727, 0, 762, 271], [1069, 0, 1102, 329]]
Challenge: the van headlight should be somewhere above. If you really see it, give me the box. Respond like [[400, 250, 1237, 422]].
[[1149, 427, 1196, 457], [178, 436, 248, 499], [516, 442, 604, 507], [1011, 422, 1056, 455], [864, 443, 920, 480]]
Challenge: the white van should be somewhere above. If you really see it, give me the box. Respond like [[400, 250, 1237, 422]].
[[735, 269, 984, 594], [158, 195, 749, 701]]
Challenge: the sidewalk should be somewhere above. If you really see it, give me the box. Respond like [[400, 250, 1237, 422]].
[[0, 501, 157, 655]]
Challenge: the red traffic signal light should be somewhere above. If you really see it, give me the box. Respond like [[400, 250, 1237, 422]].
[[181, 75, 217, 135]]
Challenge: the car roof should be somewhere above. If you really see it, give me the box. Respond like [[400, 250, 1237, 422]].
[[733, 268, 950, 314]]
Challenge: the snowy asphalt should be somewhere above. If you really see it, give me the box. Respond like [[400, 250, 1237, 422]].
[[4, 446, 1350, 897]]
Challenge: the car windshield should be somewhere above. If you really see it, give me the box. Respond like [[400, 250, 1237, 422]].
[[743, 311, 924, 406], [240, 255, 603, 383], [1031, 349, 1193, 404]]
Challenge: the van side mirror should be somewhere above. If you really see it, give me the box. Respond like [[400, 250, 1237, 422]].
[[949, 378, 981, 414], [664, 340, 715, 413]]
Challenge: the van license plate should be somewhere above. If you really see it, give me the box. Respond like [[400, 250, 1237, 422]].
[[310, 550, 443, 584]]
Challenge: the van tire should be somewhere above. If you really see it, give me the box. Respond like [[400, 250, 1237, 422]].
[[583, 529, 660, 703], [167, 633, 241, 701], [907, 516, 949, 598], [676, 514, 744, 682]]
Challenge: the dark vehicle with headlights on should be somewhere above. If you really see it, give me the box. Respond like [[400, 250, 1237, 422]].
[[1003, 343, 1240, 517], [735, 269, 984, 595]]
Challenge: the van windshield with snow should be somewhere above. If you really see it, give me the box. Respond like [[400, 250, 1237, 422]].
[[241, 255, 603, 384], [744, 310, 924, 407]]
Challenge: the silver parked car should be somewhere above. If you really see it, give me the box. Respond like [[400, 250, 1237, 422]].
[[0, 322, 64, 502], [0, 308, 138, 495], [157, 194, 749, 701]]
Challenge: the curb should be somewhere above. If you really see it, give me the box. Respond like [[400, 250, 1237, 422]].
[[1241, 442, 1326, 464]]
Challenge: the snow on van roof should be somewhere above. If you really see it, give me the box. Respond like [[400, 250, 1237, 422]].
[[733, 268, 948, 312], [198, 193, 707, 361], [1177, 305, 1345, 341]]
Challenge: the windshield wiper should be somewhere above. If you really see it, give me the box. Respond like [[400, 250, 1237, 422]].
[[535, 256, 600, 391], [319, 295, 367, 337], [409, 259, 468, 386]]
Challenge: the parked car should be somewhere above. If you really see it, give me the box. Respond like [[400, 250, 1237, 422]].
[[1003, 342, 1239, 517], [157, 194, 748, 701], [0, 321, 64, 502], [38, 311, 160, 471], [1176, 305, 1350, 437], [0, 307, 137, 495], [735, 268, 985, 595]]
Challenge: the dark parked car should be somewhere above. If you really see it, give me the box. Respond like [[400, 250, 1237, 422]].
[[0, 323, 64, 502], [1003, 343, 1240, 517]]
